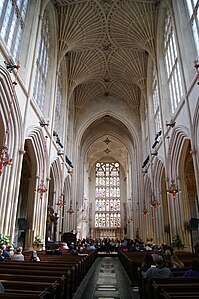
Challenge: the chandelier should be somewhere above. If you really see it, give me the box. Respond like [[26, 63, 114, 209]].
[[0, 145, 12, 175], [150, 162, 161, 211], [56, 196, 65, 210], [194, 60, 199, 85], [151, 193, 161, 211], [36, 180, 47, 200], [35, 125, 48, 199], [141, 201, 149, 216], [67, 199, 74, 215], [167, 179, 179, 200], [166, 133, 180, 200]]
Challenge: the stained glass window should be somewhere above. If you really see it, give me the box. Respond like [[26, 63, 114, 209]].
[[95, 162, 121, 227]]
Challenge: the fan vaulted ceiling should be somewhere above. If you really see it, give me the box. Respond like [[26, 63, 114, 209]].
[[52, 0, 159, 164]]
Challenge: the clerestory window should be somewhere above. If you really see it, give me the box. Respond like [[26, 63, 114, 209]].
[[33, 11, 50, 112], [54, 70, 63, 136], [152, 67, 161, 133], [185, 0, 199, 57], [95, 162, 121, 228], [164, 10, 183, 114], [0, 0, 29, 61]]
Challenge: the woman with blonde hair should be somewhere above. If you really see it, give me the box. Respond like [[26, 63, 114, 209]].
[[171, 254, 184, 268]]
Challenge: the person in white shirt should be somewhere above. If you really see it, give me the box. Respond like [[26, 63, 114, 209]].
[[11, 247, 24, 261]]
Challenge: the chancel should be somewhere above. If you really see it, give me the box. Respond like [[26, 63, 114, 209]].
[[0, 0, 199, 298]]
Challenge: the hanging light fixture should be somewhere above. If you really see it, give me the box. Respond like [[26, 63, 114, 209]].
[[67, 171, 74, 215], [56, 159, 65, 210], [166, 130, 180, 200], [141, 200, 149, 216], [56, 195, 65, 210], [151, 194, 161, 211], [194, 60, 199, 85], [150, 163, 161, 211], [0, 145, 12, 175], [36, 180, 48, 200], [0, 61, 20, 176], [141, 170, 149, 216], [67, 199, 74, 215], [35, 124, 48, 200]]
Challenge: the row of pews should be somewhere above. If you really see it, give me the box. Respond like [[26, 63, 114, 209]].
[[118, 250, 199, 299], [0, 250, 97, 298]]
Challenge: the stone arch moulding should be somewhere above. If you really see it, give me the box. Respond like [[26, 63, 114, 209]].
[[0, 65, 23, 151], [153, 158, 165, 200], [76, 111, 140, 153], [168, 125, 190, 180]]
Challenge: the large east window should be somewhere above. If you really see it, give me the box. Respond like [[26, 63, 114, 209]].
[[0, 0, 29, 61], [185, 0, 199, 57], [95, 162, 121, 228], [164, 10, 183, 114]]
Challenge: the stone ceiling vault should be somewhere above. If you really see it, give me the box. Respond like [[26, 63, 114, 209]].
[[52, 0, 159, 163]]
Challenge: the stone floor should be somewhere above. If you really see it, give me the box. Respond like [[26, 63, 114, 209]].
[[73, 256, 140, 299]]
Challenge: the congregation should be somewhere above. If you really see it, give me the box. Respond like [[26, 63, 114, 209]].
[[0, 237, 199, 297]]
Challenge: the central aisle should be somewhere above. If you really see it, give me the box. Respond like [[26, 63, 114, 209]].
[[73, 256, 140, 299]]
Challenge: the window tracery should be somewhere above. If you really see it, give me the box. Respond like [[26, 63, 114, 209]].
[[185, 0, 199, 57], [95, 162, 121, 228], [0, 0, 29, 61], [33, 12, 50, 112], [54, 70, 63, 135], [164, 10, 183, 114], [152, 67, 161, 132]]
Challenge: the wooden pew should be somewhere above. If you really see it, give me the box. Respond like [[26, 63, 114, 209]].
[[152, 277, 199, 299], [0, 280, 58, 299], [0, 266, 71, 298], [119, 250, 199, 287], [4, 260, 78, 291], [0, 273, 65, 298], [162, 291, 199, 299], [0, 289, 47, 298], [0, 250, 97, 298]]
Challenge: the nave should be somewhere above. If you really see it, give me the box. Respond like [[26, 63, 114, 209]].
[[0, 0, 199, 260], [73, 255, 139, 299]]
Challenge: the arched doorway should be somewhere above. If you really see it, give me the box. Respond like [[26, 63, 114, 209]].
[[15, 140, 36, 249]]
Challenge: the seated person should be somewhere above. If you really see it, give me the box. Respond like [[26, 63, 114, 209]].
[[59, 242, 69, 251], [1, 245, 9, 258], [143, 255, 172, 299], [0, 249, 5, 261], [171, 254, 184, 268], [30, 250, 40, 261], [53, 245, 62, 255], [5, 245, 14, 258], [163, 249, 172, 266], [143, 254, 173, 280], [11, 247, 24, 261], [87, 243, 96, 250], [183, 258, 199, 277], [141, 253, 155, 272]]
